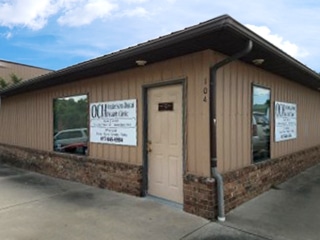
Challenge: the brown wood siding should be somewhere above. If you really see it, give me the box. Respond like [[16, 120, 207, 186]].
[[215, 56, 320, 173], [0, 50, 212, 176], [4, 90, 53, 151]]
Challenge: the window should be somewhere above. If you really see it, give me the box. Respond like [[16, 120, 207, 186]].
[[53, 95, 88, 155], [252, 86, 270, 162]]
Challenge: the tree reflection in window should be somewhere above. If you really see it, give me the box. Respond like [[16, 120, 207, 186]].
[[53, 95, 88, 155]]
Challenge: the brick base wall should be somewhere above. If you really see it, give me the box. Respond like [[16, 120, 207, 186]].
[[184, 145, 320, 219], [0, 144, 143, 196]]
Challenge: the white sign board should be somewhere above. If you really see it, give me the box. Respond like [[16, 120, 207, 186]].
[[90, 99, 137, 146], [275, 101, 297, 142]]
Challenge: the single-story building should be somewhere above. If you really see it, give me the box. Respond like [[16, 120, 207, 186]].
[[1, 15, 320, 220], [0, 59, 52, 83]]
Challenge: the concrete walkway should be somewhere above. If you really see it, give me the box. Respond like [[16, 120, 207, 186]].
[[0, 163, 319, 239]]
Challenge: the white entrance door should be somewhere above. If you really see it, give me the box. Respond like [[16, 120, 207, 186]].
[[147, 84, 183, 203]]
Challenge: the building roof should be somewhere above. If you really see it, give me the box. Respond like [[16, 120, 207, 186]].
[[1, 14, 320, 98]]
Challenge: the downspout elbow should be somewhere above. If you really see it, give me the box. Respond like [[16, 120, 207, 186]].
[[211, 167, 225, 222]]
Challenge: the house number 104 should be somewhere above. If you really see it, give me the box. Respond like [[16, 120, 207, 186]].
[[203, 87, 208, 102]]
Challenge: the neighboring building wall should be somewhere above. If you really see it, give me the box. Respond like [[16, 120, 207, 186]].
[[0, 60, 52, 82]]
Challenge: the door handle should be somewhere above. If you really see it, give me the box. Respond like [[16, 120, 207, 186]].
[[147, 140, 152, 153]]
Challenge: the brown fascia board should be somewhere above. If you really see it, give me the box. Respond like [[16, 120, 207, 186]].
[[1, 14, 320, 97]]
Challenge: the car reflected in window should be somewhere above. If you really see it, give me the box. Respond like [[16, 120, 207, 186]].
[[54, 128, 88, 154]]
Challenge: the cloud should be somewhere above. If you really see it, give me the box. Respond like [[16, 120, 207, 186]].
[[245, 24, 309, 59], [117, 7, 149, 17], [0, 31, 12, 39], [0, 0, 57, 30], [0, 0, 149, 30], [123, 0, 148, 3], [5, 31, 12, 39], [57, 0, 118, 26]]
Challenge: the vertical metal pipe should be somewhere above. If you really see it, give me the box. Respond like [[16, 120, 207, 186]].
[[209, 40, 253, 222]]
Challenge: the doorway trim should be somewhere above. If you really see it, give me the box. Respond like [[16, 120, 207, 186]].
[[142, 78, 187, 198]]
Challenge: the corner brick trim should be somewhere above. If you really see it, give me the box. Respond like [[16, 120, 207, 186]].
[[183, 174, 216, 220], [0, 143, 143, 196]]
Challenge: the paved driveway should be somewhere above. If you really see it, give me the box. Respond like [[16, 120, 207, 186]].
[[0, 162, 319, 240]]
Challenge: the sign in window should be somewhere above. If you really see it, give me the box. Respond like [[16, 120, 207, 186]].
[[275, 101, 297, 142], [90, 99, 137, 146]]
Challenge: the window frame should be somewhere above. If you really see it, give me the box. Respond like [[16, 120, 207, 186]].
[[251, 84, 271, 163], [53, 94, 89, 156]]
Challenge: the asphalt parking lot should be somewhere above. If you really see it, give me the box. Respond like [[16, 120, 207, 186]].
[[0, 162, 319, 240]]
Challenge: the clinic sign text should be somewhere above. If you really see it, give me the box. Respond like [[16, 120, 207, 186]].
[[275, 101, 297, 142], [90, 99, 137, 146]]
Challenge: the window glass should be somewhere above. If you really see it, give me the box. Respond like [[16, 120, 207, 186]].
[[53, 95, 88, 155], [252, 86, 270, 162]]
